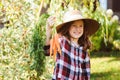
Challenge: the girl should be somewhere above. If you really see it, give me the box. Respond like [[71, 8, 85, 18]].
[[44, 10, 99, 80]]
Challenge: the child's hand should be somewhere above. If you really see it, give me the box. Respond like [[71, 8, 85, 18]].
[[46, 16, 56, 31], [45, 16, 56, 45]]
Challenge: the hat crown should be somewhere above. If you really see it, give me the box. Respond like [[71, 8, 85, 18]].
[[63, 10, 84, 22]]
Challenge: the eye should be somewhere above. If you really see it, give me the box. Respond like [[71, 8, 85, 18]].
[[79, 25, 83, 27], [72, 24, 76, 27], [71, 24, 83, 28]]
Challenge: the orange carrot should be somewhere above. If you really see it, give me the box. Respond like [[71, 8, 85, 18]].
[[50, 39, 53, 56], [50, 33, 61, 60], [55, 34, 61, 54]]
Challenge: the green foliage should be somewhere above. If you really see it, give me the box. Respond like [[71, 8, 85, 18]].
[[0, 27, 33, 80], [2, 0, 39, 28], [81, 0, 120, 51], [0, 0, 40, 79], [29, 13, 49, 77]]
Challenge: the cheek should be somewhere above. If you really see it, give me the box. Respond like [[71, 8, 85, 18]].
[[79, 27, 83, 30], [80, 28, 84, 32], [69, 30, 74, 37], [79, 29, 83, 34], [70, 28, 75, 34], [69, 31, 72, 35], [69, 27, 73, 33], [70, 27, 76, 32]]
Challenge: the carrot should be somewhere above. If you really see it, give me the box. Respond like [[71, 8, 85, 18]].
[[53, 36, 57, 59], [50, 39, 53, 56], [50, 33, 61, 60], [54, 34, 61, 54]]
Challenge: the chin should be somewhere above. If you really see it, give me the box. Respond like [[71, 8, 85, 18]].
[[71, 34, 83, 39], [75, 35, 82, 38], [74, 36, 81, 39]]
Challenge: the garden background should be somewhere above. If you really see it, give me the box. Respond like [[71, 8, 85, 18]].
[[0, 0, 120, 80]]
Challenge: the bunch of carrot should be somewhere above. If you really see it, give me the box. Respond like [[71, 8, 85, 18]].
[[50, 34, 61, 60]]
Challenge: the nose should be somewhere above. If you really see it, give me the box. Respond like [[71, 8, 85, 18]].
[[76, 26, 82, 31]]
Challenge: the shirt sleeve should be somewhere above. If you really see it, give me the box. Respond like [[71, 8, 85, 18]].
[[43, 45, 50, 56], [84, 51, 90, 79]]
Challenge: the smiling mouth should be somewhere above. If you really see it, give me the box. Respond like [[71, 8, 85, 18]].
[[74, 32, 81, 34]]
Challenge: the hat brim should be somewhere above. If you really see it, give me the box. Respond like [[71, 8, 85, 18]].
[[56, 18, 100, 36]]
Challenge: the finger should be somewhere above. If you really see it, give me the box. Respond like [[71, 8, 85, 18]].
[[47, 18, 56, 26], [48, 16, 56, 21], [49, 22, 55, 28]]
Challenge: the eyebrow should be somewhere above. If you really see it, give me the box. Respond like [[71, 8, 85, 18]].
[[72, 24, 83, 26]]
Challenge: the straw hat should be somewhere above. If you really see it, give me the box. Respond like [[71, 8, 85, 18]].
[[56, 10, 100, 36]]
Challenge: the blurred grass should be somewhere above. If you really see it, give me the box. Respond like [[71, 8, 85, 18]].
[[91, 51, 120, 80]]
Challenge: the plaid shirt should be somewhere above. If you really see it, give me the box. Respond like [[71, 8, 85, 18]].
[[44, 36, 90, 80]]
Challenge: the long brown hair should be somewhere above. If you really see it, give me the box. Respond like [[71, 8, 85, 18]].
[[57, 20, 91, 51]]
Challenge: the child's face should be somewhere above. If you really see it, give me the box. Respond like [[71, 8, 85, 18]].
[[69, 20, 84, 40]]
